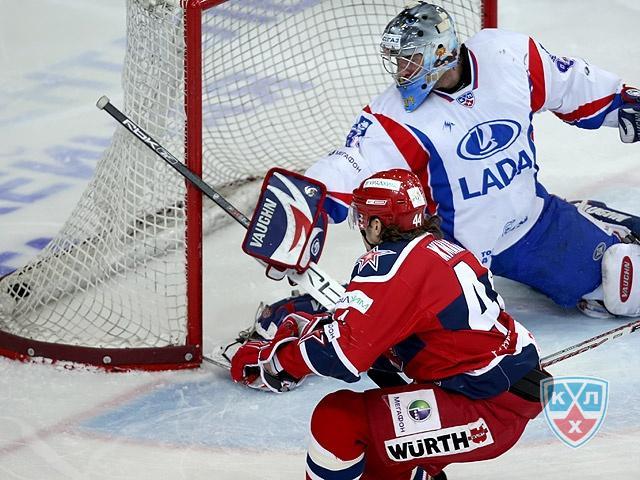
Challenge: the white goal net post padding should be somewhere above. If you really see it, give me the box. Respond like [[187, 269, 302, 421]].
[[0, 0, 496, 370]]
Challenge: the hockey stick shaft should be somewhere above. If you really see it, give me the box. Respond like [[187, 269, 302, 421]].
[[541, 318, 640, 368], [97, 96, 250, 229], [96, 96, 344, 310]]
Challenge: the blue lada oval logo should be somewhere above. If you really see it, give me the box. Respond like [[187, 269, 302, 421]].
[[457, 119, 521, 160]]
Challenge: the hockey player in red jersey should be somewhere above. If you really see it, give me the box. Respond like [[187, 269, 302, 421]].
[[231, 169, 550, 480]]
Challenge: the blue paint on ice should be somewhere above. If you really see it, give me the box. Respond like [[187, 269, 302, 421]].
[[80, 374, 376, 451]]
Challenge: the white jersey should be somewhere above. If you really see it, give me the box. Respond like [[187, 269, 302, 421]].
[[306, 29, 624, 265]]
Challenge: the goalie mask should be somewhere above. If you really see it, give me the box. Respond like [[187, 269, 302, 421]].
[[349, 169, 427, 232], [380, 1, 459, 112]]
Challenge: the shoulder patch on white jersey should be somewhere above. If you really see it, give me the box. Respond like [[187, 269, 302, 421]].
[[346, 115, 373, 148]]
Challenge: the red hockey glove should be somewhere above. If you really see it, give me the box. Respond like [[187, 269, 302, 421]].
[[229, 340, 266, 388], [230, 316, 303, 393]]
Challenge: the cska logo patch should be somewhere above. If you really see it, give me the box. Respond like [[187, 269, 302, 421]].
[[468, 424, 490, 444], [456, 91, 475, 108], [541, 376, 609, 448], [356, 247, 396, 274]]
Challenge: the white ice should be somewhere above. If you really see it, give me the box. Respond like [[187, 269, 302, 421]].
[[1, 0, 639, 479]]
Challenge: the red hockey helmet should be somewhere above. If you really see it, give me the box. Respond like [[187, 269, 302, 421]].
[[349, 169, 427, 232]]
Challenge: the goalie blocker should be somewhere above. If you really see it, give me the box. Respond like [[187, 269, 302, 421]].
[[242, 168, 328, 280]]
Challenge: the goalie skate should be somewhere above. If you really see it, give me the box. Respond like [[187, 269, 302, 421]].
[[577, 299, 615, 319]]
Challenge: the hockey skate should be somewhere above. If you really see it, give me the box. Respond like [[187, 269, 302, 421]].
[[577, 299, 615, 319]]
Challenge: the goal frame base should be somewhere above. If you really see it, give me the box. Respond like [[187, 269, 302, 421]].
[[0, 330, 201, 371]]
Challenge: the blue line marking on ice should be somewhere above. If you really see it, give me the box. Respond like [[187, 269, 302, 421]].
[[202, 0, 322, 42], [0, 251, 20, 262], [26, 145, 102, 179], [70, 136, 112, 148], [0, 136, 108, 221], [50, 51, 123, 74], [203, 73, 314, 127]]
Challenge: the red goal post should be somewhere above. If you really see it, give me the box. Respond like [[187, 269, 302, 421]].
[[0, 0, 497, 371]]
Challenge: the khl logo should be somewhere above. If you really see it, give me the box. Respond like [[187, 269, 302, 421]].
[[541, 376, 608, 448], [457, 119, 521, 160]]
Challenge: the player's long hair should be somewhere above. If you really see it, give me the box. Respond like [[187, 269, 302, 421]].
[[380, 214, 443, 243]]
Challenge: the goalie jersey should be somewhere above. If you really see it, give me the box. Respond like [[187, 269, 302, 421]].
[[307, 29, 624, 265], [277, 233, 540, 400]]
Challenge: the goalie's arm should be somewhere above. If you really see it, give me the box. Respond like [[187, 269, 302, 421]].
[[305, 146, 376, 224], [526, 39, 640, 142]]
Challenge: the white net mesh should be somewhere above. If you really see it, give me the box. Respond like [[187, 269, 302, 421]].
[[199, 0, 484, 184], [0, 0, 486, 360]]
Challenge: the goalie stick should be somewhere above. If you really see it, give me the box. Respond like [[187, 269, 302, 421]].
[[540, 318, 640, 368]]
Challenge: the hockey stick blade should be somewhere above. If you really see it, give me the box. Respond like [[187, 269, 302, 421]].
[[541, 318, 640, 368]]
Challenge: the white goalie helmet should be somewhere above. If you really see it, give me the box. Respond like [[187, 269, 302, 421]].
[[380, 1, 459, 112]]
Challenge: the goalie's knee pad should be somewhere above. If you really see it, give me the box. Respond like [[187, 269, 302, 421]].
[[601, 243, 640, 316]]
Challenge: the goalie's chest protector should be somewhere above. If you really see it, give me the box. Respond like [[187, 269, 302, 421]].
[[363, 31, 545, 264]]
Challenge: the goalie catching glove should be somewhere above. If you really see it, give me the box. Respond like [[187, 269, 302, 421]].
[[242, 168, 328, 280], [619, 85, 640, 143]]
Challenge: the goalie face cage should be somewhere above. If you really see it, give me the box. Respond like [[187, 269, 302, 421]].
[[0, 0, 496, 371]]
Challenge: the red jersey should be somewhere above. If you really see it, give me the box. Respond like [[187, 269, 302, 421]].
[[279, 233, 539, 399]]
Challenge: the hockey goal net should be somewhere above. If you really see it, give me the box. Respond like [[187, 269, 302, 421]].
[[0, 0, 496, 370]]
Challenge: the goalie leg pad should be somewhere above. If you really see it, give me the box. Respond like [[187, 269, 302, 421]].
[[490, 196, 617, 307], [602, 243, 640, 316]]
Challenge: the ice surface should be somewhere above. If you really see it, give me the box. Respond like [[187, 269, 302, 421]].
[[1, 0, 639, 479]]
